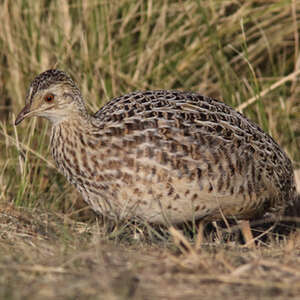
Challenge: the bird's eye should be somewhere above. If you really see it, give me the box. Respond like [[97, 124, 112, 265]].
[[44, 93, 54, 102]]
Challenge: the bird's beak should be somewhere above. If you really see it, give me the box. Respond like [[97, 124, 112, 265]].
[[15, 103, 31, 125]]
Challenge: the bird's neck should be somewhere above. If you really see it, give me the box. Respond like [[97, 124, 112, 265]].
[[49, 112, 105, 181], [50, 112, 96, 146]]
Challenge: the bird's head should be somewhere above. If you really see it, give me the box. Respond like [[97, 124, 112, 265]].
[[15, 69, 86, 126]]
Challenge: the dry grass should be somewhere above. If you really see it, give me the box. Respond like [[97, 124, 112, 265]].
[[2, 203, 300, 300], [0, 0, 300, 299]]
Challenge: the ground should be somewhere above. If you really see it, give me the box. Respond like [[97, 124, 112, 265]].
[[1, 198, 300, 300]]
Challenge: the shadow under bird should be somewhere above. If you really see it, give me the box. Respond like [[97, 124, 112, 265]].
[[15, 69, 299, 244]]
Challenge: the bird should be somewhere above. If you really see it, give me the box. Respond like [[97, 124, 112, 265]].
[[15, 69, 298, 245]]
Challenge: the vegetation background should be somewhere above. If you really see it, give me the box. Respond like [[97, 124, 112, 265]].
[[0, 0, 299, 299]]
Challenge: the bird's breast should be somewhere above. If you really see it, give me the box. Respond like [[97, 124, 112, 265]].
[[49, 118, 286, 223]]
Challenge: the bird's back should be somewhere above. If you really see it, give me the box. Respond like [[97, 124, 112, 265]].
[[54, 90, 296, 223]]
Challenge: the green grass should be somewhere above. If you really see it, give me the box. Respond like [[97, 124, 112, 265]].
[[0, 0, 299, 299]]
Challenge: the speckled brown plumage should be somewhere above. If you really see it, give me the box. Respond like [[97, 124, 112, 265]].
[[15, 69, 298, 225]]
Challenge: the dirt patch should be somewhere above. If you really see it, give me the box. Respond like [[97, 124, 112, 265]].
[[1, 204, 300, 300]]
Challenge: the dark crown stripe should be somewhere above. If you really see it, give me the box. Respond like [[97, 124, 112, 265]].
[[27, 69, 77, 105]]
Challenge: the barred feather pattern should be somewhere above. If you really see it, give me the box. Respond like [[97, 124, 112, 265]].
[[50, 89, 297, 224]]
